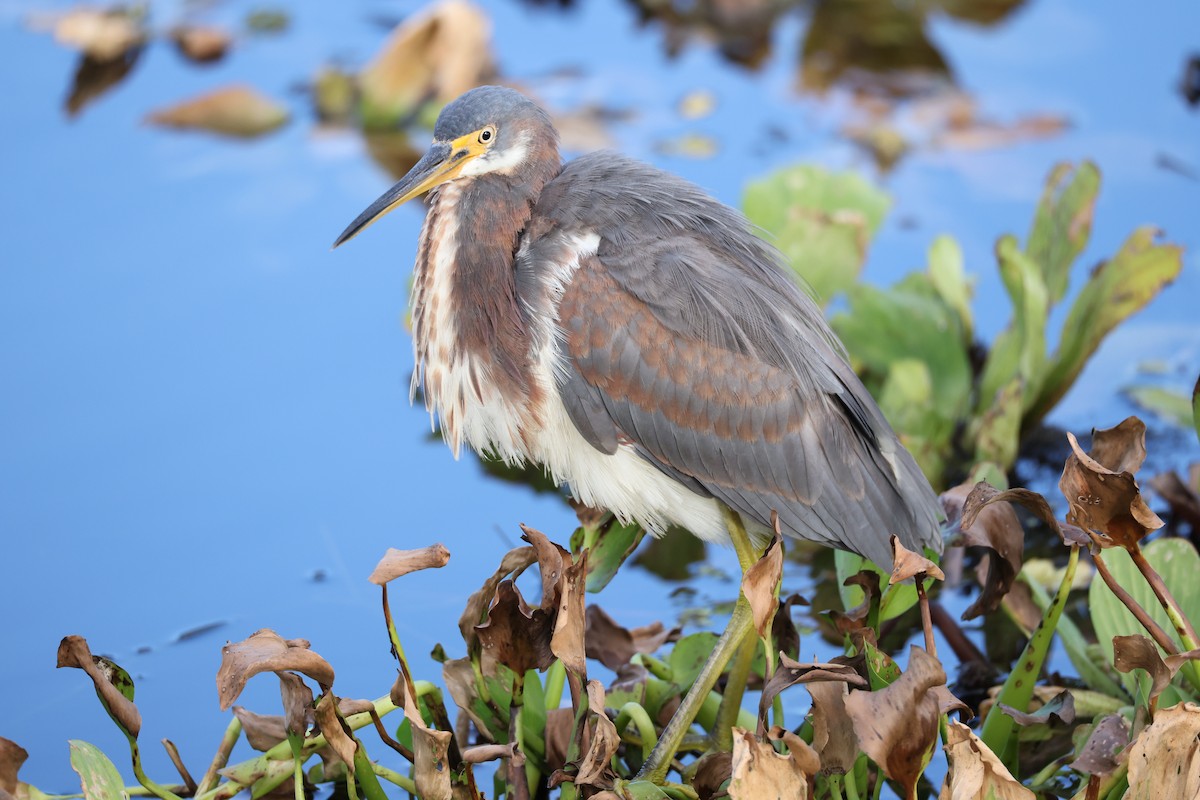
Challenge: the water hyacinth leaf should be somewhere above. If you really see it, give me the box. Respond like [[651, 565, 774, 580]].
[[927, 234, 973, 340], [997, 236, 1048, 407], [1124, 702, 1200, 798], [1110, 635, 1200, 709], [369, 544, 450, 584], [727, 727, 811, 800], [573, 681, 620, 788], [943, 481, 1026, 618], [690, 752, 733, 799], [1148, 470, 1200, 532], [669, 632, 720, 692], [940, 720, 1034, 800], [146, 85, 289, 138], [998, 689, 1075, 727], [888, 535, 944, 584], [845, 646, 945, 797], [0, 738, 27, 796], [66, 49, 143, 118], [1089, 415, 1149, 474], [1025, 161, 1100, 305], [973, 376, 1024, 470], [442, 657, 503, 742], [1124, 385, 1195, 429], [579, 517, 645, 592], [231, 707, 287, 751], [277, 672, 315, 737], [759, 655, 864, 724], [357, 0, 494, 130], [550, 550, 588, 675], [1031, 226, 1183, 423], [459, 546, 537, 652], [742, 533, 784, 637], [216, 629, 334, 710], [806, 681, 859, 775], [474, 580, 554, 677], [47, 7, 146, 61], [1069, 714, 1130, 777], [169, 26, 232, 63], [1091, 538, 1200, 682], [56, 636, 141, 738], [1060, 428, 1163, 548], [313, 693, 356, 771], [69, 740, 128, 800], [742, 164, 889, 305], [584, 606, 676, 671]]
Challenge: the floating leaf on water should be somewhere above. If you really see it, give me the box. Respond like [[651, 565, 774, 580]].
[[215, 629, 334, 710], [69, 740, 128, 800], [170, 26, 232, 64], [313, 66, 356, 124], [1124, 702, 1200, 798], [936, 113, 1070, 151], [45, 7, 146, 62], [245, 8, 289, 34], [368, 543, 451, 584], [1124, 385, 1195, 429], [146, 85, 289, 138], [56, 636, 142, 738], [941, 720, 1034, 799]]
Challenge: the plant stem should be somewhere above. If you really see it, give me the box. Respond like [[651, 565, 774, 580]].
[[916, 578, 936, 658], [615, 703, 659, 762], [544, 658, 566, 712], [1127, 546, 1200, 646], [713, 629, 756, 750], [1091, 550, 1178, 654], [194, 716, 241, 797], [371, 763, 417, 794]]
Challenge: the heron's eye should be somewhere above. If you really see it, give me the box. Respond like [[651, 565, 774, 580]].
[[478, 126, 495, 144]]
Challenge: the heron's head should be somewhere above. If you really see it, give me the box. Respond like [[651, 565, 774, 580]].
[[333, 86, 558, 247]]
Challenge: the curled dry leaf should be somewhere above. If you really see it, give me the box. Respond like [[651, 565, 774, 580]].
[[999, 689, 1075, 727], [691, 751, 733, 800], [573, 681, 619, 789], [232, 707, 287, 751], [313, 693, 357, 771], [550, 549, 588, 675], [474, 580, 554, 677], [146, 85, 289, 138], [943, 481, 1027, 619], [807, 681, 858, 775], [459, 546, 537, 652], [543, 706, 580, 774], [1060, 419, 1164, 547], [51, 7, 145, 61], [462, 742, 517, 764], [768, 726, 821, 775], [845, 646, 946, 798], [940, 719, 1034, 799], [0, 737, 28, 795], [771, 593, 808, 662], [760, 654, 864, 729], [277, 671, 315, 737], [369, 543, 451, 585], [1113, 634, 1200, 709], [216, 629, 334, 710], [170, 26, 232, 63], [56, 635, 142, 738], [889, 534, 945, 583], [727, 727, 811, 800], [442, 657, 496, 742], [742, 533, 784, 637], [402, 677, 453, 800], [1069, 714, 1130, 777], [584, 605, 676, 671], [1124, 702, 1200, 798]]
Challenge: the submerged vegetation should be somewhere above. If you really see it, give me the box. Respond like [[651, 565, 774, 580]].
[[3, 158, 1198, 799]]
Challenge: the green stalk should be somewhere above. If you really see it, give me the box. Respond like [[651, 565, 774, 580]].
[[981, 544, 1080, 769], [614, 703, 659, 762], [1020, 574, 1126, 698], [544, 659, 566, 712], [194, 717, 241, 797], [371, 763, 417, 794]]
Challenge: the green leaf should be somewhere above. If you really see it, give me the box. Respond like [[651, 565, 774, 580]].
[[862, 640, 902, 690], [973, 376, 1024, 470], [877, 358, 946, 481], [69, 740, 128, 800], [834, 551, 917, 621], [520, 669, 547, 767], [580, 518, 646, 593], [618, 779, 672, 799], [743, 165, 890, 305], [667, 633, 720, 692], [1031, 226, 1183, 424], [1025, 161, 1100, 305], [927, 234, 973, 339], [1123, 385, 1195, 429], [1090, 538, 1200, 693]]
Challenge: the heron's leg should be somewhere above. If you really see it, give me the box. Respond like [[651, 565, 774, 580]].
[[634, 509, 762, 784]]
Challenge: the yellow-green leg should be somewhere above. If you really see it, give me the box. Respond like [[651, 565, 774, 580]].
[[635, 509, 761, 783]]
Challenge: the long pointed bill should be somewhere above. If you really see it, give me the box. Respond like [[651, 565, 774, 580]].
[[332, 141, 460, 248]]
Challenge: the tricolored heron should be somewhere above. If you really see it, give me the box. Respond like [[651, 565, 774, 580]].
[[334, 85, 942, 782]]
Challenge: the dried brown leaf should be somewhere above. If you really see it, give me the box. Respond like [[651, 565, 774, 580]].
[[277, 672, 314, 737], [52, 8, 144, 61], [1069, 714, 1130, 777], [543, 707, 579, 774], [889, 535, 945, 583], [56, 635, 142, 737], [584, 606, 676, 670], [936, 113, 1069, 152], [519, 524, 570, 611], [573, 681, 619, 788], [931, 684, 972, 719], [742, 533, 784, 637], [768, 726, 821, 775], [369, 544, 451, 585], [771, 593, 807, 662], [999, 689, 1075, 727], [944, 481, 1027, 618], [461, 743, 516, 764], [807, 681, 858, 775], [845, 646, 945, 797], [691, 751, 733, 800], [475, 580, 555, 677], [1061, 424, 1164, 547], [0, 738, 27, 795], [313, 693, 356, 771], [232, 707, 287, 751], [939, 719, 1034, 799], [216, 629, 334, 710], [727, 727, 811, 799], [1148, 470, 1200, 530], [146, 85, 289, 138], [1089, 416, 1149, 474], [1112, 634, 1200, 708], [550, 550, 588, 675], [401, 667, 454, 800], [760, 654, 865, 726], [1125, 702, 1200, 798], [459, 546, 537, 652], [170, 26, 231, 63], [442, 657, 495, 742]]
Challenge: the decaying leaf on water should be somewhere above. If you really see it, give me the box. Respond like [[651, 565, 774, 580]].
[[845, 645, 945, 799], [358, 0, 494, 128], [942, 481, 1026, 619], [1124, 702, 1200, 799], [146, 85, 289, 138], [583, 605, 677, 671], [170, 26, 232, 64], [940, 719, 1034, 800], [0, 737, 28, 798], [743, 532, 784, 637], [32, 6, 146, 62], [56, 635, 142, 738], [1060, 417, 1164, 547], [727, 726, 813, 800], [216, 629, 334, 710], [369, 543, 451, 584], [1112, 634, 1200, 710]]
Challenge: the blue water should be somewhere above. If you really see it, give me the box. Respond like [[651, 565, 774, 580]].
[[2, 0, 1198, 792]]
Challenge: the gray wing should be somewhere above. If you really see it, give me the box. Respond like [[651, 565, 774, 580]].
[[520, 154, 941, 568]]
